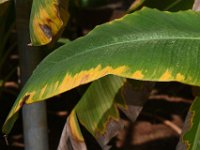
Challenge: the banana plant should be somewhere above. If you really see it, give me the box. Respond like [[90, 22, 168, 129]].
[[2, 0, 200, 150]]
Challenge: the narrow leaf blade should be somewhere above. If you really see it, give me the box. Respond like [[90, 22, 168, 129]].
[[66, 75, 151, 149], [58, 110, 87, 150], [182, 96, 200, 150]]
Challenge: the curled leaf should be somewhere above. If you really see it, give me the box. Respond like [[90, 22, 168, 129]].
[[29, 0, 70, 46]]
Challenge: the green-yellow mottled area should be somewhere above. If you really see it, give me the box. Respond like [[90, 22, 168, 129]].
[[132, 70, 144, 79], [98, 109, 120, 135], [176, 73, 185, 81], [69, 110, 84, 142], [31, 0, 70, 45], [59, 65, 128, 92], [4, 65, 128, 128], [39, 84, 47, 98], [160, 70, 172, 80]]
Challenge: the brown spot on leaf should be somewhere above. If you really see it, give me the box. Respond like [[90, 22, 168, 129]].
[[20, 95, 30, 107], [160, 70, 172, 80], [46, 18, 53, 24], [80, 74, 90, 83], [39, 24, 52, 39]]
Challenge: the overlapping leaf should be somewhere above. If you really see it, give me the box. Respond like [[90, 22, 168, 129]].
[[58, 75, 152, 149], [29, 0, 70, 46], [3, 8, 200, 136], [182, 96, 200, 150], [59, 75, 126, 150]]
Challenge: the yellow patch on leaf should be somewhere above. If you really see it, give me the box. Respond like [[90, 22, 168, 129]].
[[33, 5, 63, 43], [59, 65, 128, 92], [3, 65, 127, 133], [54, 81, 59, 90], [188, 76, 192, 81], [160, 70, 172, 80], [69, 110, 84, 142], [24, 92, 36, 104], [132, 70, 144, 79], [7, 92, 35, 119], [39, 84, 47, 98], [31, 0, 70, 45], [176, 73, 185, 81]]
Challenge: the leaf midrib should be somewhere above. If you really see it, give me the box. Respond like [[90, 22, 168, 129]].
[[44, 36, 200, 66]]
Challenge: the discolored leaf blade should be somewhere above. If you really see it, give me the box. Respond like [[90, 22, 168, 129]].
[[3, 8, 200, 134], [182, 96, 200, 150], [75, 76, 126, 149], [29, 0, 70, 46], [59, 75, 151, 149], [58, 110, 87, 150]]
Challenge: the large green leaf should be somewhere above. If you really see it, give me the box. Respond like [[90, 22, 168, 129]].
[[182, 96, 200, 150], [3, 8, 200, 135], [29, 0, 70, 46]]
